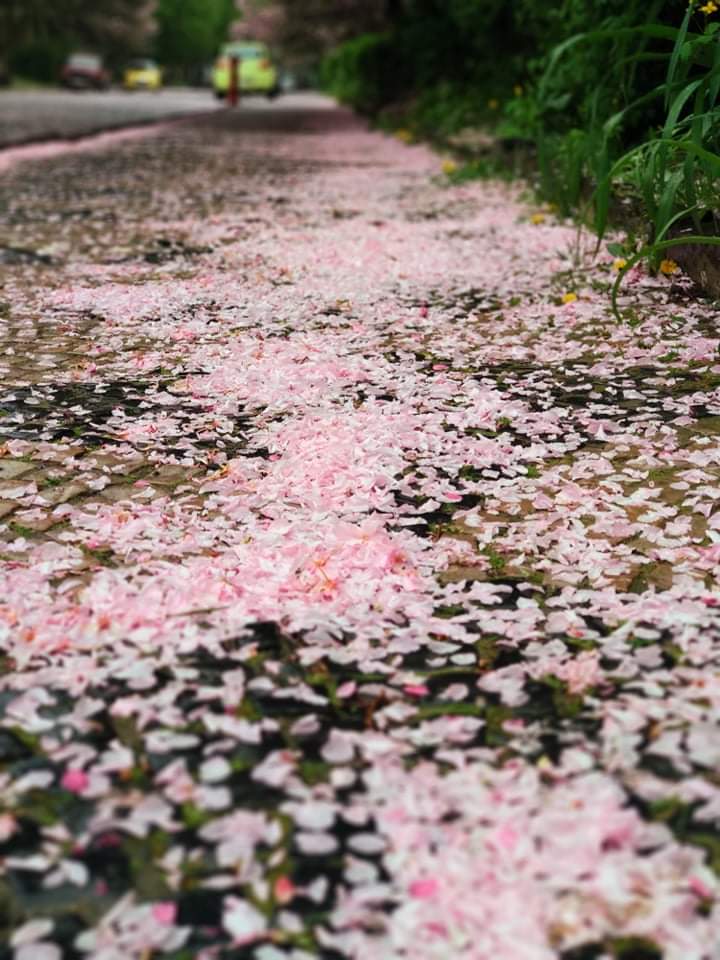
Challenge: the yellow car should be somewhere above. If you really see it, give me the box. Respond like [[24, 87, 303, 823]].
[[123, 59, 162, 91], [212, 42, 278, 99]]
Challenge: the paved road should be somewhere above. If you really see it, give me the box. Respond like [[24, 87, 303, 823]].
[[0, 87, 224, 146]]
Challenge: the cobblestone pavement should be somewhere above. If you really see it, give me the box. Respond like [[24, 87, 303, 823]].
[[1, 94, 720, 959], [0, 87, 224, 147]]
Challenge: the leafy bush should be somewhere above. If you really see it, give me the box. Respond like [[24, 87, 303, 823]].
[[524, 1, 720, 314], [321, 32, 400, 114], [9, 37, 70, 83], [322, 1, 523, 121]]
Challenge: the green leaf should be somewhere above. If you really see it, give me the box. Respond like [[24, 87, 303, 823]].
[[180, 802, 212, 829], [663, 77, 705, 139], [299, 760, 331, 785], [609, 937, 662, 960], [655, 203, 701, 243], [417, 702, 484, 720], [666, 6, 693, 108], [655, 168, 684, 239]]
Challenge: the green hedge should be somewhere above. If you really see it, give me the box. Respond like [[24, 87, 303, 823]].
[[9, 37, 70, 84], [321, 33, 399, 115], [322, 1, 688, 137]]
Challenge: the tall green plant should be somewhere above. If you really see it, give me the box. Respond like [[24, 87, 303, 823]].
[[528, 2, 720, 317]]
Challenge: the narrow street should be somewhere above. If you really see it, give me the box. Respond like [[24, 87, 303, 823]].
[[1, 94, 719, 958], [0, 88, 220, 148]]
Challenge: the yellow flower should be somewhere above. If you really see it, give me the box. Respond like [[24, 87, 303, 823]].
[[395, 129, 414, 144], [700, 1, 717, 13], [513, 84, 524, 96], [442, 159, 458, 176], [561, 292, 577, 304], [530, 212, 546, 225], [659, 258, 679, 275], [613, 258, 627, 271], [487, 98, 500, 110]]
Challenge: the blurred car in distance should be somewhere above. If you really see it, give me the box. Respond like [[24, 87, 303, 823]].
[[61, 53, 110, 90], [123, 58, 162, 91], [212, 43, 278, 99]]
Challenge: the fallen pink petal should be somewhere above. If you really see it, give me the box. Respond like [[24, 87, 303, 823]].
[[59, 770, 90, 794], [1, 6, 720, 959]]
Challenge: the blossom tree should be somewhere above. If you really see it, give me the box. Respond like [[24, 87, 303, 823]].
[[232, 0, 394, 57]]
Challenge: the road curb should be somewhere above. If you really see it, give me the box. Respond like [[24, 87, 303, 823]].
[[0, 109, 221, 174]]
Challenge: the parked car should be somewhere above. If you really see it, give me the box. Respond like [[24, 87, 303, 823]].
[[61, 53, 110, 90], [212, 42, 278, 99], [123, 58, 162, 91]]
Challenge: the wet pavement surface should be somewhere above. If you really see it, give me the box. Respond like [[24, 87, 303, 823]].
[[0, 93, 720, 959]]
